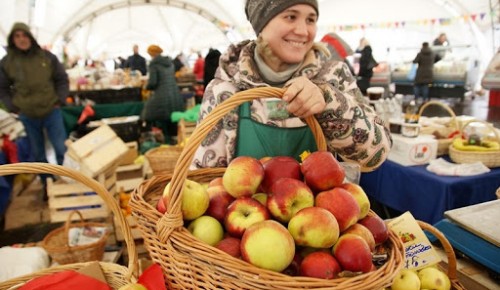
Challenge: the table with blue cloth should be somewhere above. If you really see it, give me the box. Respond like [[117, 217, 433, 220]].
[[360, 158, 500, 224]]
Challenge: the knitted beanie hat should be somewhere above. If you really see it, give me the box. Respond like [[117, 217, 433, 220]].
[[245, 0, 318, 35], [147, 45, 163, 56]]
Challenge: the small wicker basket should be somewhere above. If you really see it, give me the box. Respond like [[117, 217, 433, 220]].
[[419, 101, 459, 156], [417, 221, 466, 290], [42, 210, 108, 265], [130, 87, 405, 290], [145, 146, 184, 175], [449, 120, 500, 168], [0, 163, 139, 289]]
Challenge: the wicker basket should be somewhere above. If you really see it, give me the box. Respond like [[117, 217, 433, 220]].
[[145, 146, 184, 175], [0, 163, 139, 289], [130, 87, 405, 290], [449, 120, 500, 168], [42, 210, 108, 265], [417, 221, 466, 290], [418, 101, 459, 156]]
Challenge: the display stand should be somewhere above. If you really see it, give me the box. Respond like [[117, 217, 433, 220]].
[[69, 87, 142, 104]]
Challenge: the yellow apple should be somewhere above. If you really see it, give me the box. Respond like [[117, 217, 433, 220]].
[[163, 179, 209, 220], [251, 193, 268, 206], [288, 207, 339, 248], [391, 269, 421, 290], [187, 215, 224, 246], [418, 266, 451, 290], [223, 156, 264, 198], [337, 182, 371, 219]]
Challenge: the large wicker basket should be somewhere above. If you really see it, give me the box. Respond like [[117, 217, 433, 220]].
[[130, 87, 405, 289], [419, 101, 459, 156], [417, 221, 466, 290], [449, 120, 500, 168], [145, 146, 184, 175], [0, 163, 138, 290]]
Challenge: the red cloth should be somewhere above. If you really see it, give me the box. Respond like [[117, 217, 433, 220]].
[[193, 57, 205, 81], [19, 270, 111, 290], [138, 264, 166, 290], [2, 135, 19, 163], [489, 90, 500, 107]]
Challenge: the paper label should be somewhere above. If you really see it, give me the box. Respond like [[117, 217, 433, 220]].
[[388, 212, 441, 270]]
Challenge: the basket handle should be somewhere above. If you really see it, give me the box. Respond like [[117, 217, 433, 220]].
[[459, 119, 500, 142], [418, 101, 459, 130], [0, 163, 138, 281], [164, 87, 326, 233], [63, 210, 86, 248], [417, 220, 458, 282]]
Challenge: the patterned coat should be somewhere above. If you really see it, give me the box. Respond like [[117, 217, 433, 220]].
[[191, 40, 392, 171]]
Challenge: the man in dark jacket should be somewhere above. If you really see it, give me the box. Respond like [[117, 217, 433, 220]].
[[125, 44, 147, 76], [0, 22, 69, 198], [413, 42, 435, 102]]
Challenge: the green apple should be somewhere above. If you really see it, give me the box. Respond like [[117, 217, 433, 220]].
[[418, 266, 451, 290], [288, 207, 339, 248], [391, 269, 421, 290], [163, 179, 209, 220], [187, 215, 224, 246]]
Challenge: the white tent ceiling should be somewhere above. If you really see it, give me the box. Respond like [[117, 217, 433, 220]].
[[0, 0, 498, 62]]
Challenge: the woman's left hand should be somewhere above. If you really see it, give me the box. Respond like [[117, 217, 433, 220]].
[[282, 76, 326, 118]]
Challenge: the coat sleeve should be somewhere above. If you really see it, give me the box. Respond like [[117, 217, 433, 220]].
[[0, 58, 14, 111], [47, 51, 69, 105], [145, 65, 158, 90], [315, 61, 392, 171]]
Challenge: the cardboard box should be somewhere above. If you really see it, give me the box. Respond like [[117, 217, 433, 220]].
[[388, 134, 438, 166], [67, 125, 129, 177]]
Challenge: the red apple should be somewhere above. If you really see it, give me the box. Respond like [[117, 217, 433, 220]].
[[223, 156, 265, 198], [206, 185, 235, 222], [301, 151, 345, 192], [337, 182, 371, 219], [315, 188, 360, 232], [156, 196, 167, 214], [358, 214, 389, 245], [208, 177, 223, 187], [282, 253, 303, 276], [343, 223, 376, 251], [300, 251, 341, 279], [287, 207, 339, 248], [267, 178, 314, 223], [241, 220, 295, 272], [333, 233, 372, 273], [224, 197, 270, 237], [261, 156, 302, 193], [215, 236, 241, 258]]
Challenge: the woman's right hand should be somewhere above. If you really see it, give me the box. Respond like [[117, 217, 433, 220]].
[[282, 76, 326, 119]]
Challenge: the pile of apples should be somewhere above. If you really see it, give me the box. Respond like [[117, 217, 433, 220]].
[[389, 266, 451, 290], [157, 151, 391, 279]]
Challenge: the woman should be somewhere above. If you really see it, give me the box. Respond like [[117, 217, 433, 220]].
[[191, 0, 391, 171], [356, 37, 377, 95], [144, 45, 184, 144], [413, 42, 435, 103]]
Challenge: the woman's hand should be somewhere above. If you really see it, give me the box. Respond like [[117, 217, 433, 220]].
[[282, 76, 326, 118]]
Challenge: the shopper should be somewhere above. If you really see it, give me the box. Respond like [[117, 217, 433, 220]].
[[125, 44, 147, 76], [356, 37, 377, 95], [203, 48, 221, 89], [193, 52, 205, 83], [0, 22, 69, 198], [173, 53, 185, 73], [191, 0, 391, 171], [433, 32, 450, 62], [144, 45, 184, 144], [413, 42, 435, 103]]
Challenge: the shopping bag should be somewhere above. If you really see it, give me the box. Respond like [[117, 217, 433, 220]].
[[407, 63, 417, 81]]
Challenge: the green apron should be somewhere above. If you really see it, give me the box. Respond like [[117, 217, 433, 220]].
[[235, 102, 317, 161]]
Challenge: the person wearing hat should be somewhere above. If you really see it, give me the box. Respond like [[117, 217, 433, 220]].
[[0, 22, 69, 199], [191, 0, 391, 171], [143, 45, 184, 144]]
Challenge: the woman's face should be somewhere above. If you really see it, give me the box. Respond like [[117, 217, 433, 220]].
[[260, 4, 317, 70]]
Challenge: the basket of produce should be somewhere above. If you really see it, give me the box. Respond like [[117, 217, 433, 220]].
[[0, 163, 139, 289], [145, 145, 184, 175], [130, 87, 404, 289], [418, 101, 460, 156], [42, 210, 108, 265], [449, 120, 500, 168]]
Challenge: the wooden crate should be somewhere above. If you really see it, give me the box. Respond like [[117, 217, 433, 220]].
[[177, 118, 196, 143], [47, 167, 117, 223], [116, 163, 144, 192], [114, 214, 143, 242]]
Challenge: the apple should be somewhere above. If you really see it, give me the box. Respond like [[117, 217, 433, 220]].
[[267, 178, 314, 223], [418, 267, 451, 290], [156, 196, 167, 214], [223, 156, 265, 198], [163, 179, 209, 220], [288, 207, 339, 248], [215, 236, 241, 258], [224, 197, 270, 237], [251, 193, 268, 206], [118, 283, 147, 290], [261, 156, 302, 193], [187, 215, 224, 246], [333, 233, 372, 273], [240, 220, 295, 272], [259, 156, 272, 165], [282, 253, 303, 276], [391, 269, 421, 290], [358, 214, 389, 245], [206, 185, 235, 222], [208, 177, 224, 187], [343, 223, 376, 251], [300, 251, 341, 279], [337, 183, 371, 219], [301, 151, 345, 192], [315, 188, 360, 232]]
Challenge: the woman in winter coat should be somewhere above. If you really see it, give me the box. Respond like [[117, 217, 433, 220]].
[[144, 45, 184, 144], [356, 38, 377, 95], [413, 42, 435, 102], [190, 0, 392, 171]]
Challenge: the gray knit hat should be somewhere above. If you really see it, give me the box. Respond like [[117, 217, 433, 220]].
[[245, 0, 319, 35]]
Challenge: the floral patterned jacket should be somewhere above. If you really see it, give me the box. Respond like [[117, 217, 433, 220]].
[[191, 40, 392, 171]]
